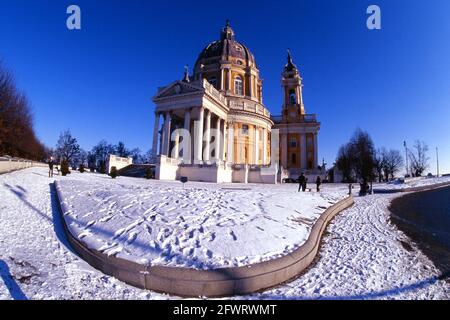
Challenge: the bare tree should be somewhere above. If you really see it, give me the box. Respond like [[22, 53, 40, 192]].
[[116, 141, 130, 157], [91, 140, 116, 173], [382, 149, 404, 180], [350, 129, 376, 193], [72, 148, 88, 167], [335, 128, 376, 194], [0, 61, 47, 160], [55, 130, 80, 163], [409, 140, 429, 177], [374, 148, 386, 182], [336, 143, 354, 182], [147, 148, 157, 164]]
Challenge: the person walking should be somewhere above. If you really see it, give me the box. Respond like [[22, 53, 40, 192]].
[[303, 177, 308, 192], [316, 176, 322, 192], [48, 158, 54, 178], [298, 173, 306, 192]]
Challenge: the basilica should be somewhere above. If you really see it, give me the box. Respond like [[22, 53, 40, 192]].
[[152, 21, 321, 183]]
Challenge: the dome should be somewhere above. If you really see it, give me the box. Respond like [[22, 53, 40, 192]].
[[194, 21, 257, 73]]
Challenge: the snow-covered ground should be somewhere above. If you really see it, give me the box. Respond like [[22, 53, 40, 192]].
[[241, 194, 449, 300], [56, 173, 345, 269], [373, 176, 450, 191], [0, 167, 448, 300]]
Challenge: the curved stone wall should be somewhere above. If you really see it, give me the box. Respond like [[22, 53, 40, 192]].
[[55, 181, 354, 297]]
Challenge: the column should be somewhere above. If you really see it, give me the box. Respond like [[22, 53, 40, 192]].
[[301, 133, 307, 169], [314, 133, 318, 169], [281, 134, 288, 169], [195, 107, 204, 163], [173, 129, 180, 159], [183, 108, 191, 162], [152, 112, 160, 156], [161, 112, 172, 156], [165, 112, 172, 156], [215, 117, 221, 162], [204, 110, 211, 162], [254, 126, 259, 165], [227, 68, 232, 92], [262, 128, 267, 165], [220, 69, 224, 91], [159, 125, 164, 155], [221, 120, 226, 161], [227, 122, 234, 163]]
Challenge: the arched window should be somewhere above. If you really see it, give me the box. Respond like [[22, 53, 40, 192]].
[[289, 89, 296, 104], [235, 76, 243, 95]]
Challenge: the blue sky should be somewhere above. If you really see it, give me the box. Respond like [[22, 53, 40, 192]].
[[1, 0, 449, 173]]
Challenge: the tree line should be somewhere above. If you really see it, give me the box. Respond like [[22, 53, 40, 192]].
[[52, 130, 156, 173], [0, 61, 48, 160], [335, 128, 431, 194]]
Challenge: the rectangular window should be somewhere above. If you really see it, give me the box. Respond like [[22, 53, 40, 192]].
[[291, 153, 297, 164], [241, 124, 249, 135], [235, 76, 243, 95], [290, 138, 297, 148]]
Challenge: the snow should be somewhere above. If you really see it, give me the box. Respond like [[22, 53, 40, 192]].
[[373, 176, 450, 191], [239, 193, 450, 300], [55, 172, 345, 269], [0, 167, 448, 300], [0, 167, 168, 300]]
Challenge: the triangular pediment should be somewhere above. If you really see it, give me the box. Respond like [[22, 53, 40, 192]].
[[153, 81, 204, 100]]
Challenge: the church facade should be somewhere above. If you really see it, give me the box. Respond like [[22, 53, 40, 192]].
[[152, 22, 321, 183]]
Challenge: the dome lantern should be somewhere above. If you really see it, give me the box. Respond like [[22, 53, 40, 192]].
[[221, 19, 235, 41]]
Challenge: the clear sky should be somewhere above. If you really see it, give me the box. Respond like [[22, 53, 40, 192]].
[[1, 0, 449, 174]]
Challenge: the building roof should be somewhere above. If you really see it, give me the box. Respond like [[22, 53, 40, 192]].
[[194, 20, 257, 72]]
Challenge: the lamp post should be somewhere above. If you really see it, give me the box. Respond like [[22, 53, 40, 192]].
[[436, 147, 440, 177], [403, 141, 408, 177]]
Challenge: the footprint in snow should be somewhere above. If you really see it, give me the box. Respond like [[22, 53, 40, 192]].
[[84, 220, 96, 229], [99, 215, 113, 223], [144, 224, 152, 235], [205, 249, 213, 258], [122, 203, 134, 210], [126, 232, 138, 244], [113, 227, 126, 239], [82, 212, 94, 218], [144, 205, 157, 214]]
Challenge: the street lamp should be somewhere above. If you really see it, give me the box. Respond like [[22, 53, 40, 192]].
[[403, 141, 409, 177], [436, 147, 440, 177]]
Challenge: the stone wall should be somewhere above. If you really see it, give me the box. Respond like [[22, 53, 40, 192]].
[[106, 154, 133, 174], [0, 157, 47, 174]]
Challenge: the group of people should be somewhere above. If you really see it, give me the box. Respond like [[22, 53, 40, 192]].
[[298, 173, 322, 192]]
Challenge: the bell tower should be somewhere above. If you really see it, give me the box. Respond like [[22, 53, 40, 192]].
[[281, 50, 305, 121]]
